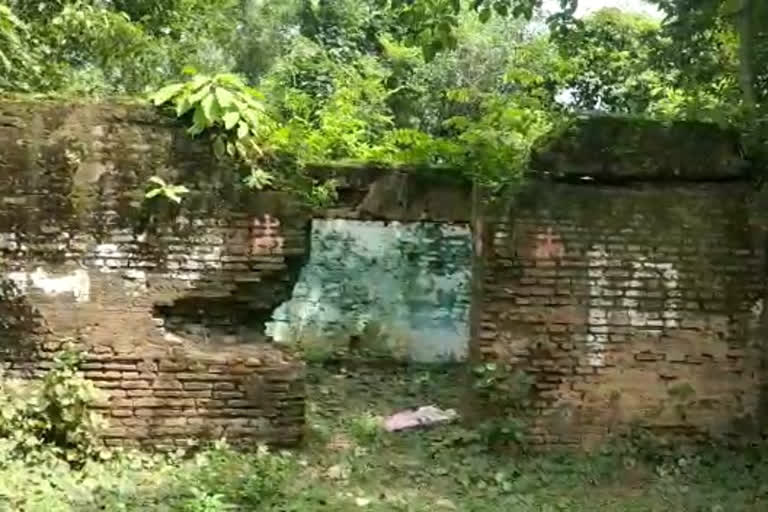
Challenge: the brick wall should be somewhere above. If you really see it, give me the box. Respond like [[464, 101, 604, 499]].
[[6, 100, 760, 449], [476, 181, 767, 447], [0, 100, 311, 446], [0, 100, 473, 446], [3, 339, 303, 448]]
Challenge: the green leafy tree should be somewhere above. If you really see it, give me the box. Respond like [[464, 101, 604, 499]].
[[649, 0, 768, 112], [553, 9, 668, 113], [0, 4, 35, 90]]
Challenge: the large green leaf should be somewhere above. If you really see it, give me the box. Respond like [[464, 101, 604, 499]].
[[200, 93, 217, 124], [222, 111, 240, 130], [237, 121, 249, 139], [215, 87, 236, 109], [149, 83, 184, 106]]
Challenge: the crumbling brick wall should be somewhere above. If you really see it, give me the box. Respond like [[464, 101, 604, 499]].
[[3, 339, 304, 448], [0, 100, 309, 447], [0, 100, 474, 446], [474, 118, 768, 447]]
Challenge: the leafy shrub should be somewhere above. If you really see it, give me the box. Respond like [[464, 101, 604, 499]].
[[180, 442, 293, 508], [0, 349, 107, 465], [345, 412, 382, 446], [472, 362, 533, 411]]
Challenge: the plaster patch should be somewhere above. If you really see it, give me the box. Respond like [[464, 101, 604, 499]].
[[267, 219, 471, 362], [6, 268, 91, 303]]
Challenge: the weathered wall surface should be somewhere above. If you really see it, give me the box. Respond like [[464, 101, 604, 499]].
[[476, 118, 766, 447], [268, 219, 471, 362], [0, 100, 473, 445], [3, 339, 304, 448], [0, 100, 311, 446], [5, 102, 762, 449]]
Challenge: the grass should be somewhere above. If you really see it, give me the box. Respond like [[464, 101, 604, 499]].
[[1, 361, 767, 511], [296, 362, 768, 512]]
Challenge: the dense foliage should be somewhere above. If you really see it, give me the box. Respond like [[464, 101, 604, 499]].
[[0, 0, 761, 198]]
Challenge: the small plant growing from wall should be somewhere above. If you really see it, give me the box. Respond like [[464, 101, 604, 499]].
[[472, 362, 533, 410], [667, 382, 697, 423], [145, 176, 190, 204], [0, 345, 107, 465], [150, 71, 277, 193], [0, 274, 41, 355]]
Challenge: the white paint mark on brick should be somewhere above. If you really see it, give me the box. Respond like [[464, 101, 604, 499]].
[[6, 267, 91, 303], [92, 240, 224, 287], [586, 244, 681, 366], [586, 244, 609, 366], [624, 258, 680, 329], [122, 269, 148, 296], [6, 271, 28, 294], [163, 331, 185, 344], [92, 243, 122, 272], [0, 232, 17, 251]]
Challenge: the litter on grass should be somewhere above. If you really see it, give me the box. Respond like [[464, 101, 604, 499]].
[[383, 405, 458, 432]]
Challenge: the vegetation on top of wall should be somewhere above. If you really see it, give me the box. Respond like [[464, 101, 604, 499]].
[[0, 0, 762, 203], [149, 66, 554, 203], [529, 114, 747, 182]]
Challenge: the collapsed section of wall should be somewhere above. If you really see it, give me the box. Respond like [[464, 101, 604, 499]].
[[0, 100, 474, 445], [0, 100, 310, 446], [475, 117, 767, 447]]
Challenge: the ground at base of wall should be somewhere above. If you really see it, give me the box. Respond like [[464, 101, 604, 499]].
[[299, 364, 768, 511], [2, 363, 767, 511]]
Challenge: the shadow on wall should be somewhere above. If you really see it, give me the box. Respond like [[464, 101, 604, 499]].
[[266, 219, 472, 363], [0, 278, 44, 357], [150, 259, 307, 346]]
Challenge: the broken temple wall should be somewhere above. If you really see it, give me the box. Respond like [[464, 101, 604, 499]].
[[474, 117, 768, 447], [2, 101, 766, 449], [0, 100, 474, 446]]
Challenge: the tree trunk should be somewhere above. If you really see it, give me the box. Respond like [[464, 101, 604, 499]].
[[736, 0, 757, 115]]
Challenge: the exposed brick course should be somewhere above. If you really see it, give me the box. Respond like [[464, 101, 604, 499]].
[[0, 100, 308, 447], [475, 182, 767, 447]]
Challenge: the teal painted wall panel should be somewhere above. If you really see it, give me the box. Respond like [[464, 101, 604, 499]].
[[266, 219, 471, 362]]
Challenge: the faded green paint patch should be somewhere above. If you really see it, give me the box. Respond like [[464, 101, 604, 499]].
[[267, 219, 471, 362]]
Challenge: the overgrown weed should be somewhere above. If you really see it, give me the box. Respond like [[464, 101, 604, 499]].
[[0, 356, 766, 511]]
